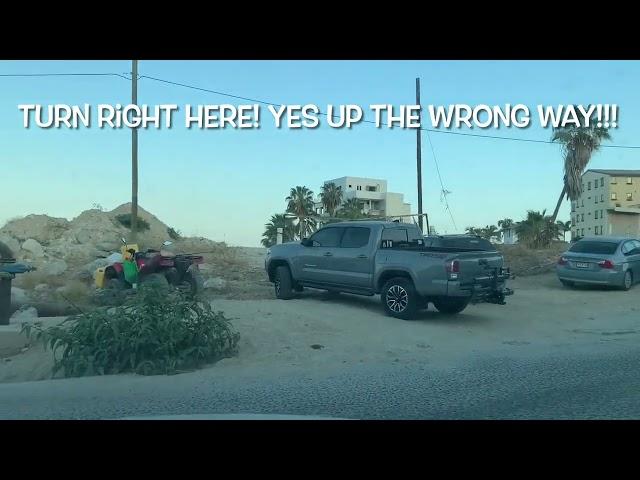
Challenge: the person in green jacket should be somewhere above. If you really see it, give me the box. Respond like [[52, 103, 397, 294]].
[[123, 249, 139, 289]]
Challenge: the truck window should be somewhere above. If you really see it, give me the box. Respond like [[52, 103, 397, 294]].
[[381, 228, 408, 244], [340, 227, 371, 248], [309, 227, 343, 247]]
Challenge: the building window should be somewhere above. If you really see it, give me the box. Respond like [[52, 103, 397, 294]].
[[611, 178, 617, 184], [601, 194, 604, 202], [581, 214, 584, 222], [366, 185, 376, 192], [588, 181, 591, 190], [595, 211, 599, 219], [601, 178, 604, 187], [627, 177, 633, 185], [601, 210, 603, 218], [594, 181, 598, 189], [611, 192, 617, 201], [595, 196, 598, 204], [627, 193, 633, 201], [581, 228, 584, 236], [356, 185, 362, 191], [581, 200, 584, 207], [348, 184, 352, 188]]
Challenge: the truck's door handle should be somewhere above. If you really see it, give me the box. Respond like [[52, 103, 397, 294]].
[[323, 252, 333, 257], [357, 254, 368, 259]]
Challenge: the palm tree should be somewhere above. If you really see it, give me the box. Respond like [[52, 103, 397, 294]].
[[497, 218, 514, 231], [556, 220, 571, 242], [338, 198, 366, 219], [286, 186, 316, 239], [261, 214, 296, 247], [319, 182, 343, 217], [466, 225, 499, 240], [516, 210, 561, 249], [482, 225, 501, 241], [550, 107, 611, 222]]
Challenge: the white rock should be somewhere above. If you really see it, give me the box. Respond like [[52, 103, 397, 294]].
[[40, 259, 68, 276], [34, 283, 50, 292], [204, 277, 227, 290], [10, 306, 38, 324], [21, 238, 45, 258], [10, 287, 28, 305]]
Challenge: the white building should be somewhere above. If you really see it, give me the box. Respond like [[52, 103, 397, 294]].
[[571, 169, 640, 239], [315, 176, 412, 219], [502, 227, 518, 245]]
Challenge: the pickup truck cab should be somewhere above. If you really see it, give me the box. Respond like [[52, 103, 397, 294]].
[[265, 221, 513, 320]]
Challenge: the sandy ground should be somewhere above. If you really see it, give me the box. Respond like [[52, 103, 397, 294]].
[[1, 270, 638, 384]]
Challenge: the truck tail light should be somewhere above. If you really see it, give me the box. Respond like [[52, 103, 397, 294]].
[[446, 259, 460, 279], [558, 256, 568, 265], [598, 259, 614, 269]]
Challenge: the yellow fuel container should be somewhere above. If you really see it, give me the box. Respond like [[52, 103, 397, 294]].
[[95, 267, 107, 288]]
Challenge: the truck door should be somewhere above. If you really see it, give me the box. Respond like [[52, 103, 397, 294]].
[[330, 226, 374, 289], [297, 226, 344, 284]]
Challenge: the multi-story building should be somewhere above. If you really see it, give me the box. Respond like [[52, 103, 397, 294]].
[[314, 176, 412, 219], [571, 169, 640, 240]]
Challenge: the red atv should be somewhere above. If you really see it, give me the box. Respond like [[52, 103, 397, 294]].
[[101, 239, 204, 297]]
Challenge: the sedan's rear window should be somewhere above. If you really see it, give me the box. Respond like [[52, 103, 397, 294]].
[[569, 241, 619, 254]]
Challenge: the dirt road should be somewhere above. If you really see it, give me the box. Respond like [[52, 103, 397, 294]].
[[2, 272, 638, 385]]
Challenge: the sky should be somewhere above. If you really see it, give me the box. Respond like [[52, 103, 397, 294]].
[[1, 60, 639, 247]]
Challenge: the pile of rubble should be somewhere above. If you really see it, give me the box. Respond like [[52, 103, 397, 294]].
[[1, 204, 235, 322]]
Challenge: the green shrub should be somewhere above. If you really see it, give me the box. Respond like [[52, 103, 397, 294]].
[[22, 286, 240, 377], [115, 213, 150, 231], [167, 227, 182, 240]]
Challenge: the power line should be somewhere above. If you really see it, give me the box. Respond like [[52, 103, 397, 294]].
[[423, 129, 457, 231], [0, 73, 131, 80]]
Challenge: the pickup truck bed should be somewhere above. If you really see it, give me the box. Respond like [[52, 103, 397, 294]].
[[265, 222, 513, 320]]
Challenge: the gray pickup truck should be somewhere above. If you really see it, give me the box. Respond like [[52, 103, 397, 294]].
[[265, 221, 513, 320]]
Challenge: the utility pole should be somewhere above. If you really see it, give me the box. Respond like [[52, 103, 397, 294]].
[[416, 77, 424, 232], [131, 60, 139, 242]]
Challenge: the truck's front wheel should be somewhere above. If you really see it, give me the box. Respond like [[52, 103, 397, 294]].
[[274, 265, 295, 300], [432, 297, 470, 315], [381, 277, 419, 320]]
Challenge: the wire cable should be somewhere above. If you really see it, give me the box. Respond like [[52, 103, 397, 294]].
[[0, 73, 131, 80]]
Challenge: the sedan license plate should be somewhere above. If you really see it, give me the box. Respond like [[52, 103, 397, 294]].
[[575, 262, 590, 269]]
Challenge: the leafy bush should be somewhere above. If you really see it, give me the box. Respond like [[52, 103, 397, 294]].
[[167, 227, 182, 240], [22, 286, 240, 377], [115, 213, 150, 231]]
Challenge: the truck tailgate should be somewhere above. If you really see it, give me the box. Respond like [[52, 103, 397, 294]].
[[450, 250, 504, 285]]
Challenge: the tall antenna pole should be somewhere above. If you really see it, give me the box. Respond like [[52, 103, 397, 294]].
[[416, 77, 424, 232], [131, 60, 139, 242]]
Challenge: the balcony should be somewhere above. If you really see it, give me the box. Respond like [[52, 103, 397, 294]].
[[352, 190, 385, 201]]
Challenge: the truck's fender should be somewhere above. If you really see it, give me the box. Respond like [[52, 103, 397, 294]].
[[266, 257, 296, 282], [374, 267, 418, 294]]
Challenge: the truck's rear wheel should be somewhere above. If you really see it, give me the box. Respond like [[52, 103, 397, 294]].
[[381, 277, 419, 320], [432, 297, 470, 315], [274, 266, 294, 300]]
